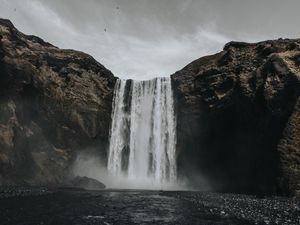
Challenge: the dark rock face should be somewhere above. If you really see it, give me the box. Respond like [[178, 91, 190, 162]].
[[172, 39, 300, 196], [0, 19, 117, 186]]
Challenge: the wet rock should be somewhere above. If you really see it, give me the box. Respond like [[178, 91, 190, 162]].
[[64, 176, 105, 190]]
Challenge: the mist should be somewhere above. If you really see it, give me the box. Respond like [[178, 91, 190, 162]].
[[72, 150, 190, 190]]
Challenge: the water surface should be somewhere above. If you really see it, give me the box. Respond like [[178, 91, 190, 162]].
[[0, 188, 299, 225]]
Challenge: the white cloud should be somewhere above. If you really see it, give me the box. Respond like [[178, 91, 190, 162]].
[[0, 0, 229, 80], [74, 27, 229, 80]]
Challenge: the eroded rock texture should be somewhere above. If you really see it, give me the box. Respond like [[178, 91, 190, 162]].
[[0, 19, 116, 185], [172, 39, 300, 196]]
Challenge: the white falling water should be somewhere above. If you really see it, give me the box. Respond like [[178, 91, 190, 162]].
[[107, 77, 177, 188]]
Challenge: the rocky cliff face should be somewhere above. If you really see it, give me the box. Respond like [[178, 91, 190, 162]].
[[172, 39, 300, 196], [0, 19, 299, 196], [0, 19, 116, 185]]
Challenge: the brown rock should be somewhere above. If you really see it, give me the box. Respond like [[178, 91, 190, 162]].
[[172, 38, 300, 196], [0, 19, 117, 186]]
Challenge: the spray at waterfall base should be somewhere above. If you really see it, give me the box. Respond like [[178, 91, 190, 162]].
[[72, 77, 205, 190]]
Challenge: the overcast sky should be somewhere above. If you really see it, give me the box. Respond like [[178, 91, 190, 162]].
[[1, 0, 300, 80]]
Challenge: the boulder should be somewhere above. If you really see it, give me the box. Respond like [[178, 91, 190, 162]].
[[64, 176, 105, 190]]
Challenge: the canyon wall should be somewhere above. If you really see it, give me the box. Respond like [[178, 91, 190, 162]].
[[172, 39, 300, 196], [0, 19, 116, 185]]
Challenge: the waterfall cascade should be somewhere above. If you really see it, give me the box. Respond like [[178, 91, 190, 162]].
[[107, 77, 177, 187]]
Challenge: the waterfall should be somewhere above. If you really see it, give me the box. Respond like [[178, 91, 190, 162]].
[[107, 77, 177, 187]]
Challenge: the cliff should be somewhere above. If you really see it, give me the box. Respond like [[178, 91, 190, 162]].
[[172, 39, 300, 196], [0, 19, 117, 185], [0, 19, 299, 196]]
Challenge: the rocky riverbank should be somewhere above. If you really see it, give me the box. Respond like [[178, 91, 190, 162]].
[[0, 188, 299, 225]]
